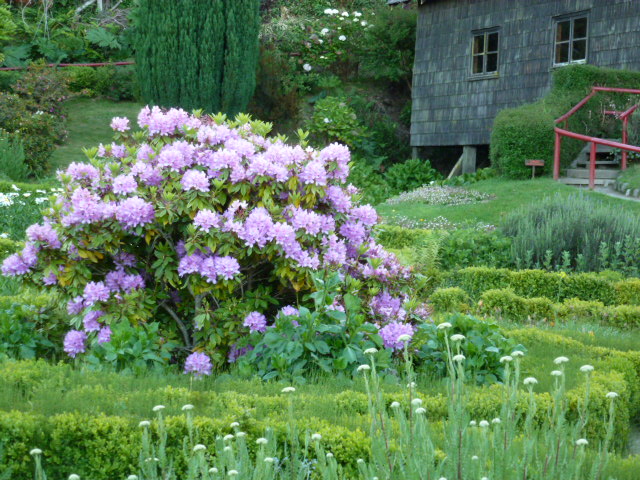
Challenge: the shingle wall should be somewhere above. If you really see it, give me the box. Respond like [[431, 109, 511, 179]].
[[411, 0, 640, 146]]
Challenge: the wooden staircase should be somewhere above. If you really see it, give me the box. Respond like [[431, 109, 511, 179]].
[[559, 140, 621, 187]]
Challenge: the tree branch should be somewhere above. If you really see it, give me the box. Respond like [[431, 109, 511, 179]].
[[160, 301, 191, 350]]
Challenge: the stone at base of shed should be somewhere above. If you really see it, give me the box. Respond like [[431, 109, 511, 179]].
[[461, 146, 477, 174]]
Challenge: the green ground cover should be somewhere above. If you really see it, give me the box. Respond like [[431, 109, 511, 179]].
[[617, 164, 640, 190], [49, 97, 143, 173], [376, 178, 640, 227]]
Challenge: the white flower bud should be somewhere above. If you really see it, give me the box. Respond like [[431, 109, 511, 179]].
[[450, 334, 465, 342], [411, 398, 422, 406], [181, 404, 194, 411], [606, 391, 619, 399], [152, 405, 165, 412], [580, 365, 594, 373], [437, 322, 452, 330], [551, 370, 563, 377], [524, 377, 538, 385], [357, 364, 371, 372], [453, 354, 465, 362], [415, 407, 426, 414], [554, 356, 569, 365], [138, 421, 151, 428], [576, 438, 588, 446], [193, 444, 206, 452], [499, 356, 513, 363], [256, 437, 268, 445], [479, 420, 489, 428], [281, 387, 296, 393], [364, 348, 377, 355], [30, 449, 42, 456], [311, 433, 322, 441]]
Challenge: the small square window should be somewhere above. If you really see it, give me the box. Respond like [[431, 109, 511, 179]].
[[554, 14, 588, 65], [471, 29, 499, 75]]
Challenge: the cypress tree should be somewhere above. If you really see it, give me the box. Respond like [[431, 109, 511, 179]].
[[133, 0, 260, 115]]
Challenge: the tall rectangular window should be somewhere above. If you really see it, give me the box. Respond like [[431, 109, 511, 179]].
[[554, 15, 588, 65], [471, 30, 499, 75]]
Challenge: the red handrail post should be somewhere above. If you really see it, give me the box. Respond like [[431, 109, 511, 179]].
[[622, 116, 629, 170], [589, 141, 597, 190], [553, 131, 562, 180]]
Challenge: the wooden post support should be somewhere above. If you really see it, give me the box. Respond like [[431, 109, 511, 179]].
[[622, 117, 629, 170], [525, 159, 545, 180]]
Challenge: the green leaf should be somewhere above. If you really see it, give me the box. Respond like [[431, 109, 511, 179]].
[[2, 44, 31, 67], [86, 27, 121, 49]]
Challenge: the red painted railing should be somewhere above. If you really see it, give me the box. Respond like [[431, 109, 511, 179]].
[[553, 86, 640, 189], [0, 61, 134, 71]]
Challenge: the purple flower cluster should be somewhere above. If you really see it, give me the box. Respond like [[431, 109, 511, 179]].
[[379, 322, 415, 351], [26, 223, 61, 249], [370, 291, 406, 321], [83, 281, 111, 306], [178, 252, 241, 283], [110, 117, 130, 132], [64, 330, 87, 358], [184, 351, 212, 377], [194, 209, 220, 233], [243, 311, 267, 333], [113, 174, 138, 195], [83, 310, 104, 332], [181, 169, 210, 192], [115, 197, 155, 229]]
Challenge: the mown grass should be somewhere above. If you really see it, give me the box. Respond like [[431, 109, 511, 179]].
[[49, 97, 143, 173], [376, 177, 640, 227]]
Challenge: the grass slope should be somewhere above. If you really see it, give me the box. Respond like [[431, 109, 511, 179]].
[[376, 178, 640, 227], [49, 98, 143, 172]]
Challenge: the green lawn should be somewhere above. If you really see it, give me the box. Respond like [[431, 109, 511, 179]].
[[376, 177, 640, 227], [50, 97, 144, 172]]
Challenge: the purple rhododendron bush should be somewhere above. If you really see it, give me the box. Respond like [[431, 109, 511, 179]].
[[1, 106, 429, 373]]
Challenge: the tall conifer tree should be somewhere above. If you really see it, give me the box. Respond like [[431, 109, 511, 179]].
[[133, 0, 260, 114]]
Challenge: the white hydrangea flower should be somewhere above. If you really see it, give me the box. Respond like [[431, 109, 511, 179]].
[[339, 35, 347, 41], [230, 422, 240, 428], [303, 64, 312, 72], [361, 21, 368, 27]]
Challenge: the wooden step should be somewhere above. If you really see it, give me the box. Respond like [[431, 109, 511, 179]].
[[560, 177, 614, 186], [565, 168, 620, 179], [575, 159, 619, 167]]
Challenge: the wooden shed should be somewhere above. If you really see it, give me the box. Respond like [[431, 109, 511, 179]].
[[410, 0, 640, 171]]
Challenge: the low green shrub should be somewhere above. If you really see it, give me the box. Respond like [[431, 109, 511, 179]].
[[415, 313, 524, 385], [0, 132, 28, 182], [429, 287, 470, 313], [446, 266, 637, 306], [439, 228, 513, 270], [385, 158, 442, 195], [0, 349, 635, 480], [504, 193, 640, 274], [475, 288, 640, 329], [491, 64, 640, 179]]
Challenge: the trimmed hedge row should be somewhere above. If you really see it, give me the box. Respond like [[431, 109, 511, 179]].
[[1, 339, 639, 480], [430, 286, 640, 329], [444, 266, 640, 306]]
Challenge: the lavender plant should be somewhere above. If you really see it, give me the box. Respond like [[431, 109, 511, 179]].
[[1, 107, 419, 370]]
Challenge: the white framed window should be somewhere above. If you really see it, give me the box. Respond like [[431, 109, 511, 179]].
[[471, 29, 499, 75], [554, 14, 588, 65]]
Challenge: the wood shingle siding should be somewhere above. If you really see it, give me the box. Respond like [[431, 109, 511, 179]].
[[411, 0, 640, 147]]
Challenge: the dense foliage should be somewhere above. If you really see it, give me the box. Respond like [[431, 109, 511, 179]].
[[503, 193, 640, 273], [491, 64, 640, 179], [1, 107, 426, 371], [134, 0, 260, 115]]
